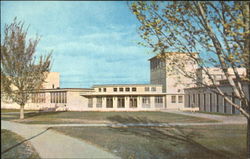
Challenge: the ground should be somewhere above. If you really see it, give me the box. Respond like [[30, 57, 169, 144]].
[[52, 124, 246, 159], [1, 111, 217, 124], [1, 129, 40, 159], [1, 109, 247, 159]]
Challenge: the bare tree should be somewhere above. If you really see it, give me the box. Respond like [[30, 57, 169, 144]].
[[1, 18, 52, 119], [129, 1, 250, 158]]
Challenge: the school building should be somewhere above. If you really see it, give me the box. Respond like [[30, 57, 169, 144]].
[[1, 52, 248, 114]]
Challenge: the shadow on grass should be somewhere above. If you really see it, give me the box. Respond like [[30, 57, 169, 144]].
[[1, 127, 50, 155], [107, 115, 243, 159], [1, 111, 64, 121]]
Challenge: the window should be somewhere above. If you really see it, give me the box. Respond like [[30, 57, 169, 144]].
[[106, 97, 113, 108], [103, 88, 106, 92], [178, 95, 183, 103], [171, 96, 176, 103], [145, 87, 150, 91], [142, 96, 150, 104], [50, 92, 67, 103], [132, 87, 137, 92], [232, 92, 235, 114], [204, 94, 206, 111], [113, 88, 117, 92], [198, 94, 201, 109], [88, 98, 93, 108], [142, 96, 150, 108], [129, 96, 137, 108], [119, 88, 124, 92], [155, 96, 163, 103], [125, 87, 130, 92], [99, 88, 101, 92], [188, 95, 191, 107], [216, 94, 219, 112], [151, 87, 156, 91], [117, 96, 125, 108], [96, 97, 102, 108], [223, 93, 227, 113], [209, 93, 212, 112], [31, 92, 45, 103]]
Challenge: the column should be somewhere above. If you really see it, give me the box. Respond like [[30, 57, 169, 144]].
[[103, 97, 106, 109], [113, 96, 117, 109], [150, 96, 155, 109], [93, 97, 97, 109], [125, 96, 130, 109], [137, 96, 142, 109]]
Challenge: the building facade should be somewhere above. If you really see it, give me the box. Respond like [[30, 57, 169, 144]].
[[149, 52, 198, 109], [184, 68, 247, 114], [1, 52, 247, 114]]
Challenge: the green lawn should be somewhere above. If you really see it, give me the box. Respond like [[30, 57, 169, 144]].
[[197, 111, 241, 116], [1, 111, 218, 124], [1, 109, 39, 113], [1, 129, 40, 159], [52, 124, 247, 159]]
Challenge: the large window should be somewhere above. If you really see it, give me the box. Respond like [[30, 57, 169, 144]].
[[142, 96, 150, 104], [171, 96, 176, 103], [209, 93, 212, 112], [216, 94, 219, 112], [198, 94, 201, 109], [232, 92, 235, 114], [103, 88, 107, 92], [113, 88, 117, 92], [96, 97, 102, 108], [145, 87, 149, 91], [129, 96, 137, 108], [178, 95, 183, 103], [31, 92, 45, 103], [50, 92, 67, 103], [142, 96, 150, 108], [223, 93, 227, 113], [117, 96, 125, 108], [88, 98, 93, 108], [132, 87, 137, 92], [155, 96, 163, 103], [204, 93, 206, 111], [192, 94, 196, 103], [106, 97, 113, 108]]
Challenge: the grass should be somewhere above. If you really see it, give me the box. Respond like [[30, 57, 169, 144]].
[[1, 111, 218, 124], [1, 109, 39, 113], [197, 111, 241, 116], [1, 129, 40, 159], [52, 124, 247, 159]]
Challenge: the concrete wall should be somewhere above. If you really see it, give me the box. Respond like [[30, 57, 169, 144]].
[[42, 72, 60, 89], [184, 83, 248, 114]]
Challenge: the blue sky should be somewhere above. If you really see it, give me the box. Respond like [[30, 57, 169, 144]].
[[1, 1, 153, 88]]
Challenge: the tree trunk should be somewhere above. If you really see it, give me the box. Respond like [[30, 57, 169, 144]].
[[20, 105, 24, 119]]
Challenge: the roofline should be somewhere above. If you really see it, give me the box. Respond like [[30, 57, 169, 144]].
[[92, 84, 163, 87], [148, 52, 199, 61], [81, 93, 166, 96]]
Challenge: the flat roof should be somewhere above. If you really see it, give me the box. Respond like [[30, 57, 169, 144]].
[[148, 52, 198, 61], [92, 84, 162, 87], [33, 88, 94, 92]]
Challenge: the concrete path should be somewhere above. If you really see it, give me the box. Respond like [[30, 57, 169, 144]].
[[162, 110, 247, 124], [1, 120, 119, 159]]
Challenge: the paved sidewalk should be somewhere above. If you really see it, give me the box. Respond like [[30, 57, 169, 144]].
[[1, 120, 119, 159]]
